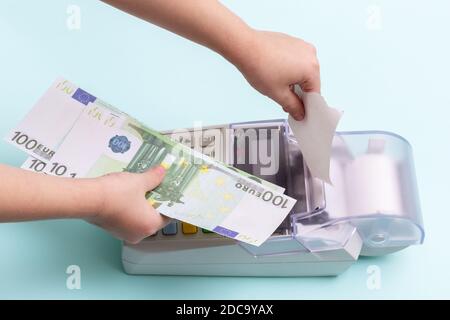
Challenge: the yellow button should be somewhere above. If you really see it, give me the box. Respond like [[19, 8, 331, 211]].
[[182, 223, 198, 234]]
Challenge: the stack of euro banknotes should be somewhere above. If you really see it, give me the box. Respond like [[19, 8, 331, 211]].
[[4, 79, 297, 246]]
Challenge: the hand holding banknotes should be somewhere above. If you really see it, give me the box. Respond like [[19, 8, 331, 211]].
[[0, 164, 169, 243], [88, 166, 170, 244]]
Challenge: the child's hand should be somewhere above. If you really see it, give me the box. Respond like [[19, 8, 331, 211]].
[[87, 166, 169, 244], [103, 1, 320, 120], [234, 30, 321, 121]]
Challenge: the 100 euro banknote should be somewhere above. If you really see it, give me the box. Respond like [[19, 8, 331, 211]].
[[5, 79, 296, 246], [10, 79, 284, 193]]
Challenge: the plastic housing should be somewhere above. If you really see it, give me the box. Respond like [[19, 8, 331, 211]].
[[229, 120, 423, 257]]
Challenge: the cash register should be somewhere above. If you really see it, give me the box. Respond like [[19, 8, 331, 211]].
[[122, 119, 424, 276]]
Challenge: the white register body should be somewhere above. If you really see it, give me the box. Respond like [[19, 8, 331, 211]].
[[122, 119, 424, 276]]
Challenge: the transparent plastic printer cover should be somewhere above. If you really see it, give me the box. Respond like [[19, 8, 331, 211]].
[[321, 130, 424, 256], [230, 119, 423, 257]]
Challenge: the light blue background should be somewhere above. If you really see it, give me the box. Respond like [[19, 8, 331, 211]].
[[0, 0, 449, 299]]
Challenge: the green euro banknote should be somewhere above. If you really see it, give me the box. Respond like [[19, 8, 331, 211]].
[[5, 79, 296, 246], [9, 78, 284, 194]]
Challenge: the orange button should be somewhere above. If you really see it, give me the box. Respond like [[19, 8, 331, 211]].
[[182, 223, 198, 234]]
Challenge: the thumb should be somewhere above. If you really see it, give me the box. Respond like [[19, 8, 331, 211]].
[[276, 88, 305, 121], [141, 165, 166, 191]]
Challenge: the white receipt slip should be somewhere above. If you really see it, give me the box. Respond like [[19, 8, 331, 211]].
[[288, 89, 342, 184]]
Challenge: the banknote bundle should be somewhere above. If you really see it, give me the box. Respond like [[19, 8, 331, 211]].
[[4, 78, 297, 246]]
